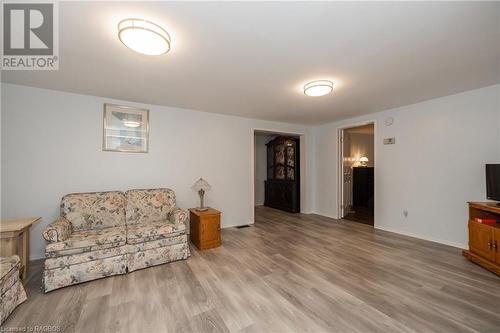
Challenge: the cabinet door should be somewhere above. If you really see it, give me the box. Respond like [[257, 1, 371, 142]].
[[201, 215, 220, 243], [494, 228, 500, 264], [469, 222, 494, 261], [189, 214, 200, 245]]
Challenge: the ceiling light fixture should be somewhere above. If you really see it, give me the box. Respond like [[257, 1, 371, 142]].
[[118, 18, 171, 56], [303, 80, 334, 97]]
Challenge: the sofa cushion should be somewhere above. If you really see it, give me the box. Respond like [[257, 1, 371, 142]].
[[61, 191, 126, 231], [46, 226, 126, 254], [44, 244, 128, 270], [127, 234, 188, 253], [126, 221, 185, 243], [125, 189, 176, 225], [128, 242, 189, 272], [42, 255, 127, 293]]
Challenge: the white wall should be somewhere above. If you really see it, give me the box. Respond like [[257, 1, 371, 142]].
[[2, 83, 498, 259], [1, 84, 312, 259], [346, 132, 374, 167], [498, 85, 500, 149], [314, 84, 500, 248]]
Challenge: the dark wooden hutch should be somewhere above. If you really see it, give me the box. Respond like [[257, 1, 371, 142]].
[[264, 136, 300, 213]]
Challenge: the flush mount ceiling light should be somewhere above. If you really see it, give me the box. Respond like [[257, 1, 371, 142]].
[[303, 80, 334, 97], [118, 18, 171, 56]]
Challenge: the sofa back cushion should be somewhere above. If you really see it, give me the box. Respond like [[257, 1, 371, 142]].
[[61, 191, 126, 231], [125, 188, 176, 225]]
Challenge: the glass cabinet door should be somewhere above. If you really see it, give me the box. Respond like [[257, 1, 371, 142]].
[[275, 165, 285, 180], [267, 137, 297, 181], [274, 141, 285, 179], [266, 144, 274, 179], [275, 143, 285, 164], [286, 140, 295, 180]]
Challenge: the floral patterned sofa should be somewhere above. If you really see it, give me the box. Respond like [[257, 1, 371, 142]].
[[42, 189, 189, 292], [1, 255, 27, 324], [125, 189, 190, 272]]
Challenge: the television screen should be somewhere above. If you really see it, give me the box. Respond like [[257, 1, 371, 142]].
[[486, 164, 500, 201]]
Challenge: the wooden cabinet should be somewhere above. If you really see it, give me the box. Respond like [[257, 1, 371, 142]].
[[264, 136, 300, 213], [468, 221, 495, 261], [463, 202, 500, 275], [189, 208, 221, 250], [494, 228, 500, 264], [352, 167, 374, 208]]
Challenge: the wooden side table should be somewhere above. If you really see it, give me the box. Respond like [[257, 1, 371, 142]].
[[189, 208, 221, 250], [0, 217, 41, 279]]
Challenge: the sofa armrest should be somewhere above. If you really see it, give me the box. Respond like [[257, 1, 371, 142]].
[[168, 207, 188, 225], [42, 218, 72, 242]]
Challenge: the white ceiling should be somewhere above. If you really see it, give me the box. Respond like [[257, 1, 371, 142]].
[[2, 2, 499, 125]]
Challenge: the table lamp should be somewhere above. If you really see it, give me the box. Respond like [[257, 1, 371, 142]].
[[359, 157, 369, 167], [192, 178, 211, 211]]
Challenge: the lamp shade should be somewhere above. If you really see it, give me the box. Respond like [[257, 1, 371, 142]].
[[359, 156, 369, 167], [192, 178, 211, 192]]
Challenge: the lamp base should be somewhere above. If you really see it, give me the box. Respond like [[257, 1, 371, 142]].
[[195, 207, 209, 212]]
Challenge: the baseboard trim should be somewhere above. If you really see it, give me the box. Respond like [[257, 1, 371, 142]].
[[312, 210, 467, 249], [311, 212, 339, 220], [222, 222, 255, 229], [375, 225, 467, 250]]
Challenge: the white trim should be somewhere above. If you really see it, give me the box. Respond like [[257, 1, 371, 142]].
[[311, 210, 467, 249], [223, 222, 254, 229], [314, 212, 339, 220], [375, 225, 467, 249]]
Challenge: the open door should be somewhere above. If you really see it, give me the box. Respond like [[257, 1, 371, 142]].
[[340, 128, 353, 218], [339, 123, 375, 225]]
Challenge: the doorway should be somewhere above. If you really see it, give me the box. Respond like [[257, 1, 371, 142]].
[[339, 123, 375, 226], [254, 131, 300, 213]]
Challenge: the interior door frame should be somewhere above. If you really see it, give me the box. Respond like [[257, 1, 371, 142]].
[[337, 120, 377, 221], [252, 128, 307, 215]]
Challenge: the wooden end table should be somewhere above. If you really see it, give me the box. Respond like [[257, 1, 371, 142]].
[[1, 217, 41, 280], [189, 208, 221, 250]]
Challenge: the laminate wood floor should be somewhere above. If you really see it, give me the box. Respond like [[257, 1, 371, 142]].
[[3, 206, 500, 332], [344, 206, 374, 226]]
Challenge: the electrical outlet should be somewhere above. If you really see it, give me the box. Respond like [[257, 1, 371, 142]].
[[403, 210, 408, 218]]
